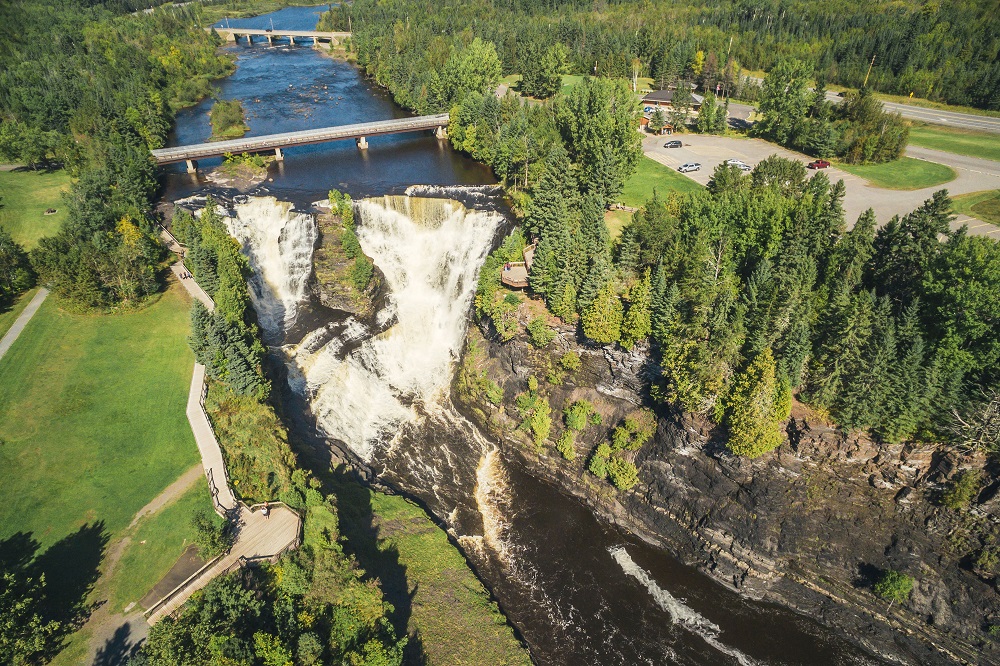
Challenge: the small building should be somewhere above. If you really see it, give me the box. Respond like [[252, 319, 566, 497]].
[[501, 243, 536, 289], [639, 115, 675, 135], [641, 89, 704, 110]]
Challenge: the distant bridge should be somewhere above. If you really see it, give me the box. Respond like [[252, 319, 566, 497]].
[[209, 27, 351, 47], [150, 114, 450, 172]]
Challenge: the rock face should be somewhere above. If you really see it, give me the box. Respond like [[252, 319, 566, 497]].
[[455, 315, 1000, 666], [311, 211, 383, 316]]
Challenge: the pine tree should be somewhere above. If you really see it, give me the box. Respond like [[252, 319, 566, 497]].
[[620, 273, 652, 349], [696, 92, 716, 133], [723, 348, 789, 458], [836, 297, 897, 430], [805, 290, 875, 410], [189, 301, 214, 365], [880, 300, 927, 443], [576, 253, 612, 313], [582, 283, 623, 345]]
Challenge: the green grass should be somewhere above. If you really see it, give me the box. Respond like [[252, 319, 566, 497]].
[[333, 481, 531, 665], [0, 169, 71, 249], [0, 287, 39, 339], [835, 156, 956, 190], [908, 124, 1000, 162], [953, 190, 1000, 226], [106, 479, 211, 613], [0, 283, 199, 551], [605, 210, 632, 240], [619, 155, 703, 208]]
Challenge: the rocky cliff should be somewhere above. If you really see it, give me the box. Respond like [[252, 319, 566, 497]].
[[455, 308, 1000, 666]]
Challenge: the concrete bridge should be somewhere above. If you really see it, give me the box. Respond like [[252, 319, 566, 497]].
[[150, 114, 450, 172], [210, 27, 350, 47]]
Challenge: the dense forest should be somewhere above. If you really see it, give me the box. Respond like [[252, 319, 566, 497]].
[[330, 0, 1000, 110], [0, 0, 233, 309], [319, 0, 1000, 464]]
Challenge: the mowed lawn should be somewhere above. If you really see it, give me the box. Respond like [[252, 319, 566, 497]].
[[908, 124, 1000, 163], [0, 287, 40, 339], [835, 156, 956, 190], [620, 155, 703, 208], [0, 169, 71, 249], [953, 189, 1000, 226], [0, 283, 198, 551]]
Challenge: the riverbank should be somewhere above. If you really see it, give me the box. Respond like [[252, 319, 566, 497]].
[[455, 314, 998, 665]]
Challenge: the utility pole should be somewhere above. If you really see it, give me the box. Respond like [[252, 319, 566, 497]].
[[863, 54, 876, 88]]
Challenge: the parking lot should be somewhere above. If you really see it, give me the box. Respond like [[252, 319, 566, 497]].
[[642, 134, 1000, 238]]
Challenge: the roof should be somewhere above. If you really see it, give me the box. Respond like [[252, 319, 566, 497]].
[[642, 90, 704, 105]]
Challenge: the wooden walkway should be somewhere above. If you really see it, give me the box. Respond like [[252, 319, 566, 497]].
[[145, 504, 300, 624], [142, 229, 302, 625]]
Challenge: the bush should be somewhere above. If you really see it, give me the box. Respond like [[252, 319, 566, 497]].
[[560, 351, 582, 372], [874, 569, 914, 605], [609, 409, 657, 451], [606, 455, 639, 491], [941, 470, 982, 510], [191, 509, 233, 559], [527, 317, 556, 347], [564, 400, 596, 432], [350, 256, 373, 291], [556, 430, 576, 460]]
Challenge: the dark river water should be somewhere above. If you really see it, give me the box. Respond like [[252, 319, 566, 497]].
[[162, 7, 883, 665]]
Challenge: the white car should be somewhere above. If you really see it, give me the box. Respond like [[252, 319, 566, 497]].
[[724, 158, 748, 168], [678, 163, 701, 173]]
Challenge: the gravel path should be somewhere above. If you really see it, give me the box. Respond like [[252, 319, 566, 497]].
[[0, 288, 48, 362]]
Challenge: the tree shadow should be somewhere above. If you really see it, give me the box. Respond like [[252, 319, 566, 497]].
[[91, 622, 142, 666], [0, 522, 109, 660], [324, 468, 421, 664], [854, 561, 882, 590]]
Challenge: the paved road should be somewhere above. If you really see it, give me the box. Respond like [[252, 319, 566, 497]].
[[644, 135, 1000, 238], [0, 288, 49, 362]]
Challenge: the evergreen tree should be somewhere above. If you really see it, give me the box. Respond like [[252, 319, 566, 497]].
[[696, 92, 716, 133], [620, 273, 652, 349], [806, 290, 875, 410], [723, 348, 790, 458], [576, 253, 612, 313], [837, 297, 897, 430], [582, 283, 623, 345], [880, 300, 928, 443]]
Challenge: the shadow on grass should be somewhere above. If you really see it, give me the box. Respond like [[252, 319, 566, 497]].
[[92, 623, 142, 666], [324, 469, 424, 665], [0, 522, 109, 660]]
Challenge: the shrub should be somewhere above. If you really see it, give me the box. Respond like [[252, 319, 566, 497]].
[[609, 409, 657, 451], [560, 351, 582, 372], [556, 430, 576, 460], [484, 379, 503, 406], [564, 400, 596, 432], [606, 455, 639, 490], [527, 317, 556, 347], [350, 256, 373, 291], [941, 470, 982, 510], [874, 569, 914, 605], [191, 509, 233, 558]]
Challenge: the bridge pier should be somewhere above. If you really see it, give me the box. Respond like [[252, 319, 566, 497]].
[[185, 159, 198, 174], [435, 126, 447, 140], [267, 35, 273, 45], [274, 147, 284, 161], [356, 136, 368, 150]]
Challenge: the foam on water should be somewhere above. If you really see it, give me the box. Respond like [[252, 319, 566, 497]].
[[610, 546, 759, 666]]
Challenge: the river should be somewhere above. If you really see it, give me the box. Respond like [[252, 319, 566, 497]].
[[162, 7, 883, 665]]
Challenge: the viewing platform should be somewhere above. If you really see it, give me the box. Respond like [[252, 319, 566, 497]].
[[501, 243, 536, 289], [209, 27, 350, 47], [150, 114, 450, 172]]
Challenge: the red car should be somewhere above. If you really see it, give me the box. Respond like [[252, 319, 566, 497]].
[[807, 159, 831, 169]]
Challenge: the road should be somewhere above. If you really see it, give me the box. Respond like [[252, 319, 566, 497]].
[[644, 135, 1000, 238]]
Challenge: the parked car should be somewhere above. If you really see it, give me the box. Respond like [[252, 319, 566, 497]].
[[678, 162, 701, 173], [663, 140, 682, 148], [723, 158, 748, 168], [807, 159, 831, 169], [737, 164, 752, 172]]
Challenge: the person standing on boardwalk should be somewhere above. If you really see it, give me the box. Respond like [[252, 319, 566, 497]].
[[262, 501, 270, 520]]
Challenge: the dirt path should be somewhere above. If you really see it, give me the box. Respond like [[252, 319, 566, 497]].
[[0, 287, 48, 362]]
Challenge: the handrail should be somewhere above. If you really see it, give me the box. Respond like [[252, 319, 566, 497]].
[[143, 549, 226, 619]]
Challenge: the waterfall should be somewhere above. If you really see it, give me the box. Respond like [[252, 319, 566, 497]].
[[293, 195, 501, 462], [221, 196, 317, 340]]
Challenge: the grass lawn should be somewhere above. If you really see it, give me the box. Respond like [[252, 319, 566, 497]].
[[0, 282, 198, 552], [106, 479, 210, 613], [605, 210, 632, 240], [619, 155, 703, 208], [333, 481, 531, 665], [908, 123, 1000, 162], [952, 190, 1000, 226], [0, 287, 39, 339], [0, 169, 70, 249], [835, 156, 956, 190]]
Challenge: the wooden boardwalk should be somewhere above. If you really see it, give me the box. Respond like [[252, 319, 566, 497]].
[[145, 504, 300, 624]]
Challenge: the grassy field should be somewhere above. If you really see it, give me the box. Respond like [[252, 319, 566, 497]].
[[952, 190, 1000, 226], [106, 479, 209, 613], [619, 155, 703, 208], [0, 282, 198, 551], [332, 480, 531, 665], [908, 124, 1000, 162], [0, 169, 70, 249], [0, 287, 39, 339], [835, 156, 956, 190]]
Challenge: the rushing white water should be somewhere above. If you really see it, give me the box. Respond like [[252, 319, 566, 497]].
[[221, 196, 317, 339], [293, 195, 501, 461], [459, 446, 513, 561], [610, 547, 759, 666]]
